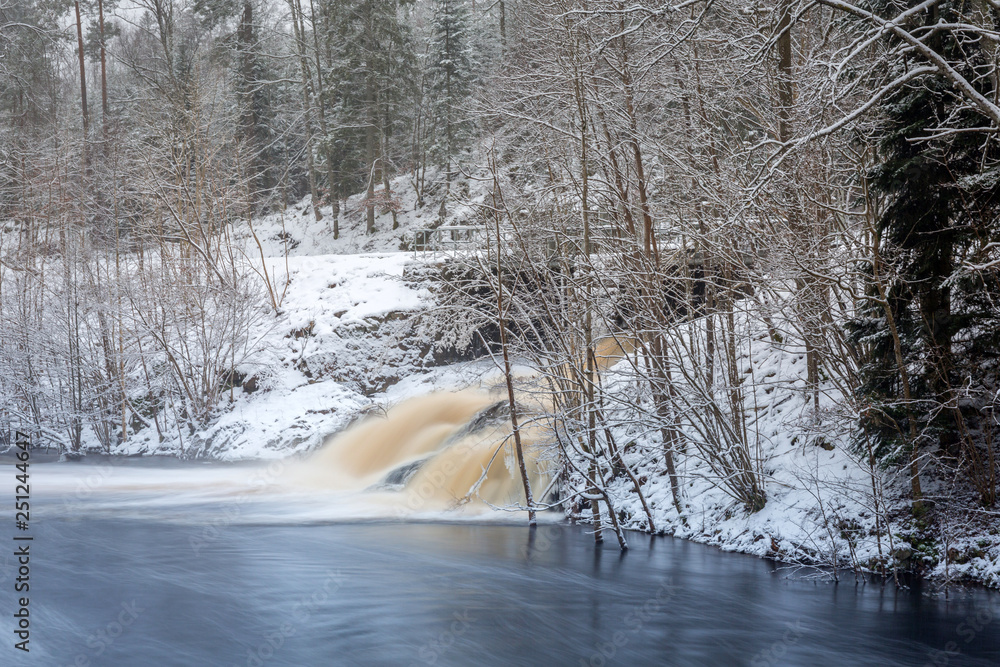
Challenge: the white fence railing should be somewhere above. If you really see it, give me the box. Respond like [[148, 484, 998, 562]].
[[412, 226, 486, 259], [411, 220, 686, 260]]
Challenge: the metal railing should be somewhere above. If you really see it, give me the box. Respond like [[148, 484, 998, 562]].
[[412, 226, 486, 259], [412, 219, 684, 260]]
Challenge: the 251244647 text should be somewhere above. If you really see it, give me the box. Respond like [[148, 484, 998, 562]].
[[13, 430, 31, 653]]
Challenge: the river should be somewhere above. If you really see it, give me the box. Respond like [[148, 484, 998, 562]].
[[3, 463, 998, 666]]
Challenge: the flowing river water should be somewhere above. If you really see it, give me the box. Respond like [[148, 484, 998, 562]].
[[2, 388, 999, 666]]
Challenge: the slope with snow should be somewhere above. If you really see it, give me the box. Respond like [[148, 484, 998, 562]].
[[91, 172, 999, 588]]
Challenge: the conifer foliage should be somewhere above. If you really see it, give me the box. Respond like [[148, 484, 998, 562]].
[[323, 0, 416, 219], [3, 0, 1000, 574], [853, 0, 1000, 506], [428, 0, 476, 181]]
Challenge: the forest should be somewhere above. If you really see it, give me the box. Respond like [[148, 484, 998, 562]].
[[1, 0, 999, 584]]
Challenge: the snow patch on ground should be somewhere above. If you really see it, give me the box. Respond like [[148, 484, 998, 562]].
[[238, 168, 487, 258], [594, 316, 1000, 588], [75, 174, 999, 588], [114, 250, 452, 461]]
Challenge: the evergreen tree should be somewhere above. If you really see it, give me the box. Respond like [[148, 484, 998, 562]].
[[234, 0, 278, 204], [195, 0, 279, 207], [0, 0, 59, 131], [323, 0, 415, 232], [428, 0, 475, 182], [0, 0, 60, 217], [853, 0, 1000, 506]]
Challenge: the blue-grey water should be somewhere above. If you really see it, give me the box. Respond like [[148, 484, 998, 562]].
[[2, 509, 998, 666]]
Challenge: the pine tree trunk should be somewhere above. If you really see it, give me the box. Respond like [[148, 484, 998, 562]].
[[382, 137, 398, 230], [307, 0, 339, 235], [288, 0, 323, 221], [98, 0, 108, 137], [365, 101, 376, 234], [74, 1, 89, 144]]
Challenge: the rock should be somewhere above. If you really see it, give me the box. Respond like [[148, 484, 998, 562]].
[[815, 437, 835, 451]]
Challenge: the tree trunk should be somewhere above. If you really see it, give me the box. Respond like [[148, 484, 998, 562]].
[[98, 0, 109, 136], [288, 0, 323, 221], [365, 98, 376, 234], [74, 1, 89, 142], [308, 0, 340, 233], [777, 0, 821, 418], [491, 163, 536, 526]]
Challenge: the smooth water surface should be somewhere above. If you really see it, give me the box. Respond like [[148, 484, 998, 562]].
[[2, 510, 998, 666]]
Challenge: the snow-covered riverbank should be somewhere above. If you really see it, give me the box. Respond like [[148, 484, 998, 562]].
[[28, 182, 1000, 589]]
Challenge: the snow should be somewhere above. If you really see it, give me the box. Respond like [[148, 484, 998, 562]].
[[592, 312, 1000, 588], [104, 168, 492, 462], [271, 253, 429, 327], [16, 171, 999, 589], [238, 167, 486, 259], [110, 251, 437, 461]]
